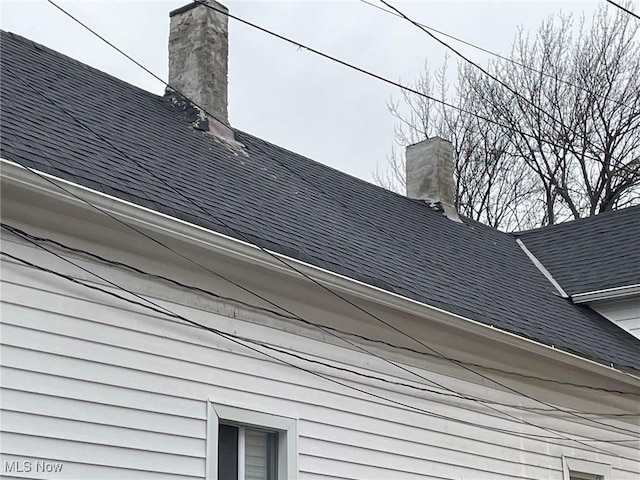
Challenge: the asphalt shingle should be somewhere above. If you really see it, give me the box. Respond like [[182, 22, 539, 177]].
[[1, 31, 638, 371], [517, 206, 640, 296]]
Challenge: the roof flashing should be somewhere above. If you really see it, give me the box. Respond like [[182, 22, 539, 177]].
[[517, 239, 569, 298]]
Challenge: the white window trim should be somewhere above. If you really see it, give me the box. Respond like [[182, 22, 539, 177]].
[[206, 401, 298, 480], [562, 456, 612, 480]]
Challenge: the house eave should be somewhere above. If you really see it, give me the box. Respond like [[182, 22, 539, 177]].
[[3, 158, 639, 386], [572, 285, 640, 304]]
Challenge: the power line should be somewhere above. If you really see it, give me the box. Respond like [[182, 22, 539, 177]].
[[46, 0, 631, 187], [0, 66, 566, 431], [7, 56, 580, 432], [189, 0, 637, 181], [3, 248, 638, 451], [7, 4, 639, 437], [606, 0, 640, 21], [44, 0, 227, 126], [0, 91, 544, 432], [0, 227, 578, 416], [6, 222, 639, 412], [25, 0, 640, 416], [246, 138, 640, 398], [360, 0, 636, 111], [377, 0, 628, 153], [195, 0, 628, 165], [6, 219, 638, 446], [41, 0, 511, 134]]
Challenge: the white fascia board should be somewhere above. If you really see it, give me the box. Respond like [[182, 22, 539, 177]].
[[572, 284, 640, 303], [3, 158, 639, 385]]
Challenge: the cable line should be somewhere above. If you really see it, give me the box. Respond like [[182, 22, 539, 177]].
[[606, 0, 640, 21], [11, 3, 640, 435], [47, 0, 627, 186], [378, 0, 631, 153], [4, 223, 638, 399], [6, 222, 638, 415], [360, 0, 637, 111], [191, 0, 631, 181], [3, 247, 638, 452]]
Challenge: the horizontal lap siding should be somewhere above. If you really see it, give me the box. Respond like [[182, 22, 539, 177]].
[[1, 253, 637, 479], [592, 298, 640, 339], [1, 389, 205, 438], [1, 433, 202, 477]]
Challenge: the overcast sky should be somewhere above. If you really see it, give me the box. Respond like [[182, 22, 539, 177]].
[[1, 0, 623, 184]]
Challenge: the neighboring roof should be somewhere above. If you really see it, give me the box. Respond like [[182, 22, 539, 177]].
[[1, 31, 639, 371], [517, 206, 640, 296]]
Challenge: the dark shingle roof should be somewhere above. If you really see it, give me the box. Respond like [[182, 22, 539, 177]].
[[2, 31, 639, 371], [517, 206, 640, 296]]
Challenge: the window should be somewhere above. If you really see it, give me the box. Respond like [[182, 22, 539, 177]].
[[570, 474, 600, 480], [562, 456, 612, 480], [218, 424, 278, 480], [207, 402, 297, 480]]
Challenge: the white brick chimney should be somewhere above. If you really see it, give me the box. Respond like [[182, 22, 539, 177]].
[[406, 137, 461, 222], [167, 0, 229, 125]]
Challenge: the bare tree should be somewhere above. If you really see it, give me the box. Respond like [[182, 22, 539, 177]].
[[375, 3, 640, 231]]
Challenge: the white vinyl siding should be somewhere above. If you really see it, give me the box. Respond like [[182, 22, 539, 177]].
[[1, 236, 639, 480], [591, 297, 640, 339]]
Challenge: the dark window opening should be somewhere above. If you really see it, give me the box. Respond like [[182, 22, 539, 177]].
[[218, 424, 278, 480]]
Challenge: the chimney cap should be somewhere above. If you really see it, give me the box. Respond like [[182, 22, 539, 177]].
[[406, 135, 448, 149], [170, 0, 228, 18]]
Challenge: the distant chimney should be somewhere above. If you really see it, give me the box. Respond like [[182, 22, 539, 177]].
[[406, 137, 461, 222], [168, 0, 229, 125]]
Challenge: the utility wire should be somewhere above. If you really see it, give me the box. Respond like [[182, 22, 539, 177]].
[[0, 68, 562, 428], [3, 248, 638, 451], [4, 222, 639, 400], [378, 0, 618, 152], [190, 0, 626, 165], [4, 64, 638, 446], [0, 226, 589, 417], [360, 0, 636, 111], [47, 0, 628, 189], [42, 0, 507, 134], [45, 0, 226, 126], [9, 4, 640, 437], [606, 0, 640, 21], [191, 0, 638, 182], [6, 222, 639, 415]]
